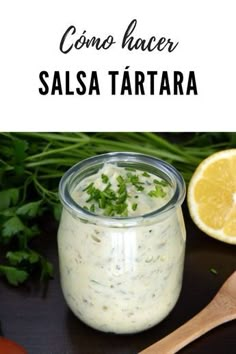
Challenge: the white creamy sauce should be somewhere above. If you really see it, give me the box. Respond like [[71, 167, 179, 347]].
[[58, 163, 186, 333]]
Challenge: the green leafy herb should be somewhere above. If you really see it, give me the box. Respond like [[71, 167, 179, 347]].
[[2, 216, 25, 239], [6, 250, 40, 265], [90, 204, 95, 212], [53, 203, 62, 221], [16, 200, 42, 218], [148, 185, 166, 198], [154, 179, 169, 187], [40, 258, 53, 281], [126, 172, 139, 184], [126, 172, 144, 191], [101, 174, 109, 183], [98, 195, 106, 209], [117, 175, 125, 185], [0, 188, 19, 211], [83, 182, 94, 192], [83, 174, 130, 217], [142, 172, 150, 177], [0, 265, 28, 286], [136, 185, 144, 191]]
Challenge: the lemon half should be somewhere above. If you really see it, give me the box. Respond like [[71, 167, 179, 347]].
[[187, 149, 236, 244]]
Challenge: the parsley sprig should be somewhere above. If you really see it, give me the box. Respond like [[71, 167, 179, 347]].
[[0, 188, 53, 285], [0, 137, 55, 286]]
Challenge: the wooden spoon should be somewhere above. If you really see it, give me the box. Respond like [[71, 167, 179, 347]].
[[139, 271, 236, 354]]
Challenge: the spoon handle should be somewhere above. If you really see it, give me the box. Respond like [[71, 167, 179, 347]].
[[139, 299, 233, 354]]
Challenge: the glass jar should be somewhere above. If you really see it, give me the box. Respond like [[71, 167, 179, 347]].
[[58, 152, 186, 334]]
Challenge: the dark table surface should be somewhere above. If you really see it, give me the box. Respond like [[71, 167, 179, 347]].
[[0, 204, 235, 354]]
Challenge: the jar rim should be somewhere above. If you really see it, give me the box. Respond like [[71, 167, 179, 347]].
[[59, 152, 186, 227]]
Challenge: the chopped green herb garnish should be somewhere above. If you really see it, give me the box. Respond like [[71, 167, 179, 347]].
[[117, 191, 127, 203], [154, 179, 168, 187], [83, 182, 94, 192], [142, 172, 150, 177], [103, 187, 116, 200], [104, 182, 112, 191], [148, 191, 156, 197], [115, 203, 128, 215], [103, 205, 112, 216], [101, 174, 109, 183], [86, 186, 101, 202], [98, 194, 106, 209], [83, 176, 130, 217], [132, 203, 138, 211], [126, 173, 145, 191], [90, 204, 95, 212], [148, 185, 166, 198], [118, 183, 126, 195], [210, 268, 218, 275], [117, 175, 125, 185], [126, 173, 139, 184], [136, 185, 144, 191], [122, 209, 128, 217], [83, 166, 169, 217]]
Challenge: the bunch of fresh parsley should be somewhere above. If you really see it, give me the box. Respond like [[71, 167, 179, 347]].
[[0, 136, 55, 285]]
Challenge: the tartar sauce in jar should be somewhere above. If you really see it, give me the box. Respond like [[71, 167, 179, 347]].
[[58, 152, 186, 334]]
